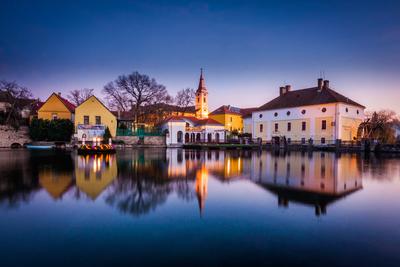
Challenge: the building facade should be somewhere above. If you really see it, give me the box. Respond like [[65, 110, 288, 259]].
[[74, 95, 117, 140], [251, 79, 365, 143], [161, 70, 225, 146], [38, 92, 76, 121]]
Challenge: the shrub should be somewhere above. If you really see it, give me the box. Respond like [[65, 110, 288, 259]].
[[103, 126, 112, 142], [29, 118, 74, 141]]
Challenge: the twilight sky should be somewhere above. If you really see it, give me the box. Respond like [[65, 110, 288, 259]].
[[1, 0, 399, 112]]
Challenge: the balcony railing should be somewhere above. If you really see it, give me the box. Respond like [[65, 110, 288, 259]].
[[116, 128, 163, 136]]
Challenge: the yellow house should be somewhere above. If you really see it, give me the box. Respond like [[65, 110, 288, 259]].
[[209, 105, 244, 132], [75, 95, 117, 137], [38, 92, 76, 121]]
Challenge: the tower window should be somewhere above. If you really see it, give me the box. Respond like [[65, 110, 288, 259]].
[[275, 123, 278, 132], [287, 122, 291, 131], [259, 124, 263, 133]]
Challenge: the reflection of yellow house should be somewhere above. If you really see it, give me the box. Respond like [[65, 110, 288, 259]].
[[38, 92, 76, 121], [39, 169, 73, 199], [210, 105, 243, 132], [75, 154, 117, 200], [75, 95, 117, 137]]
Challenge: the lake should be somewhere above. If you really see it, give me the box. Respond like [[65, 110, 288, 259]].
[[0, 149, 399, 267]]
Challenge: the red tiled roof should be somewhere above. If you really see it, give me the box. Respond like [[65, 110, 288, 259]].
[[53, 93, 76, 112], [163, 115, 223, 126], [258, 86, 365, 111]]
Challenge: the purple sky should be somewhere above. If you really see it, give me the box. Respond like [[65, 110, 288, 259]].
[[1, 0, 399, 112]]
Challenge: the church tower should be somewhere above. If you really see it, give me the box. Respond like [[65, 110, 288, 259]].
[[195, 68, 209, 119]]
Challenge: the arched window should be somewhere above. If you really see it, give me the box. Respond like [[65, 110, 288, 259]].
[[207, 133, 212, 143], [177, 131, 183, 143], [185, 133, 190, 143], [215, 133, 220, 143], [196, 133, 201, 142]]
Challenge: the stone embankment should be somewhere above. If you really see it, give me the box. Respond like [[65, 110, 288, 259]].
[[115, 136, 166, 147], [0, 125, 31, 148]]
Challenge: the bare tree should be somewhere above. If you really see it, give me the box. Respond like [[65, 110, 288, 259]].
[[0, 80, 32, 128], [103, 71, 168, 123], [175, 88, 195, 115], [359, 110, 399, 143], [67, 88, 94, 106]]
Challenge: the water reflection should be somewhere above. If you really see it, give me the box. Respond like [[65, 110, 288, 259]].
[[250, 151, 363, 216], [1, 149, 394, 217]]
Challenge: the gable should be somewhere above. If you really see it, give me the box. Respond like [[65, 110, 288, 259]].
[[76, 96, 115, 118], [38, 94, 71, 113]]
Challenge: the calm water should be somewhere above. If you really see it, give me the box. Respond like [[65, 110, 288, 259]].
[[0, 149, 399, 267]]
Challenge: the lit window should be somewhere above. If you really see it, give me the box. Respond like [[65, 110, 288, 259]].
[[52, 113, 58, 120]]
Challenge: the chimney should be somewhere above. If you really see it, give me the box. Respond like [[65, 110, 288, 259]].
[[279, 86, 286, 96], [58, 92, 61, 96], [318, 78, 323, 89], [285, 85, 291, 92], [323, 80, 330, 89]]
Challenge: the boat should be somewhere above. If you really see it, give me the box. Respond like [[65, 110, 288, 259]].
[[26, 144, 54, 150], [77, 144, 116, 155]]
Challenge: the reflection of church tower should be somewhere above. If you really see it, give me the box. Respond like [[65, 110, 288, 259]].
[[195, 165, 208, 217], [195, 68, 209, 119]]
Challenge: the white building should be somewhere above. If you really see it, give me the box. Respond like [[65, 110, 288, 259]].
[[251, 79, 365, 144], [161, 70, 225, 146]]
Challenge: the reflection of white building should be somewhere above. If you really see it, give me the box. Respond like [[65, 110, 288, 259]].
[[250, 151, 362, 215], [161, 70, 225, 146]]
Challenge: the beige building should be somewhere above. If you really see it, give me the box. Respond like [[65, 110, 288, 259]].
[[251, 79, 365, 143]]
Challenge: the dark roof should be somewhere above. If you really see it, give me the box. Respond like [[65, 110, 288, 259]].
[[258, 87, 365, 111], [210, 105, 242, 115], [240, 107, 258, 118], [210, 105, 258, 118]]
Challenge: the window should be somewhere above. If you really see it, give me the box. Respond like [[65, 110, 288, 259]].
[[302, 121, 306, 131], [259, 114, 263, 118], [84, 116, 89, 125], [287, 122, 291, 131], [357, 110, 359, 114], [287, 138, 291, 144], [322, 107, 327, 113], [95, 116, 101, 125], [286, 111, 291, 116], [321, 120, 327, 130], [301, 109, 306, 114], [321, 137, 326, 144], [274, 112, 278, 117], [345, 107, 349, 112], [52, 113, 58, 120], [274, 123, 278, 132], [301, 138, 306, 144], [197, 97, 199, 102], [203, 97, 206, 103], [230, 117, 233, 122], [259, 124, 263, 133]]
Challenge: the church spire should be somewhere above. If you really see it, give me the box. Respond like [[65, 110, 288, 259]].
[[195, 68, 209, 118], [197, 68, 207, 93]]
